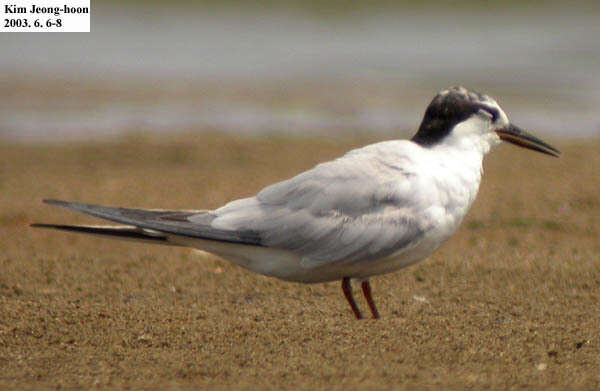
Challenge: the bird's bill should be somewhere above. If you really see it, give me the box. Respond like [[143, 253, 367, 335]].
[[496, 124, 560, 157]]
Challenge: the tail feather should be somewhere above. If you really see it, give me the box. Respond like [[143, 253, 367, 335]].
[[30, 223, 178, 246], [36, 199, 262, 246]]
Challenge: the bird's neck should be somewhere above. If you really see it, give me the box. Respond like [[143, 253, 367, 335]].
[[427, 133, 490, 207], [435, 130, 498, 158], [422, 139, 486, 237]]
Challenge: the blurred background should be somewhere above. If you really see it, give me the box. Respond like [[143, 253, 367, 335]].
[[2, 0, 600, 141], [3, 3, 600, 388]]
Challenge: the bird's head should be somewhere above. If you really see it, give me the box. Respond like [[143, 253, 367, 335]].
[[412, 86, 560, 157]]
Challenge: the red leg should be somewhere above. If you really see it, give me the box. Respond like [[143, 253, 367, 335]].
[[342, 277, 363, 319], [361, 280, 380, 319]]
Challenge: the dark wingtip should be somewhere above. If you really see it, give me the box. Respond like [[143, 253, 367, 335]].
[[43, 199, 68, 205], [33, 204, 68, 228], [42, 199, 85, 210]]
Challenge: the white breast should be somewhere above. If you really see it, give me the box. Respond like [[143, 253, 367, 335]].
[[353, 145, 485, 278]]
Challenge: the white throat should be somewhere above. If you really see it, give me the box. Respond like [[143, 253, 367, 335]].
[[436, 115, 502, 157]]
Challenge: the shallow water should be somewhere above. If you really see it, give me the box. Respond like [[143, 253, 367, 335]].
[[2, 4, 599, 140]]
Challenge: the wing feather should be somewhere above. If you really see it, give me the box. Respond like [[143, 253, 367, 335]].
[[41, 141, 431, 269], [212, 141, 430, 268], [41, 199, 262, 245]]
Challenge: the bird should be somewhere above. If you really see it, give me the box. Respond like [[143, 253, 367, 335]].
[[32, 86, 560, 319]]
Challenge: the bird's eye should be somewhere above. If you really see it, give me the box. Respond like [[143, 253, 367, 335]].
[[487, 108, 499, 122], [476, 104, 499, 123]]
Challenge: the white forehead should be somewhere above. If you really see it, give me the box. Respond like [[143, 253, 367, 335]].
[[439, 86, 494, 104]]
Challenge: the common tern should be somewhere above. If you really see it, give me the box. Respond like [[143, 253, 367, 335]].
[[32, 87, 560, 319]]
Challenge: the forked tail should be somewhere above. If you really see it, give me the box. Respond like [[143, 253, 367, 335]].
[[31, 223, 178, 246]]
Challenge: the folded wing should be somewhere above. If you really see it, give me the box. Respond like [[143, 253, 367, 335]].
[[39, 199, 262, 245], [36, 141, 431, 269], [210, 142, 430, 267]]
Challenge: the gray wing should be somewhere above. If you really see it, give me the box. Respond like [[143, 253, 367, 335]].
[[40, 141, 431, 269], [208, 141, 431, 268], [40, 200, 262, 245]]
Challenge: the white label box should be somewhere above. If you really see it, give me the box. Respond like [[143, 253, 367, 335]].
[[1, 0, 90, 32]]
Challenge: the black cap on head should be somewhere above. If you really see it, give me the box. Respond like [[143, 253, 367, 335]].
[[412, 87, 499, 146]]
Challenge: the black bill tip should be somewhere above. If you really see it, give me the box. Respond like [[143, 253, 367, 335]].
[[496, 124, 560, 158]]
